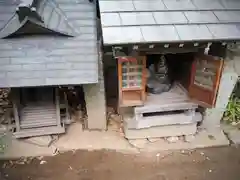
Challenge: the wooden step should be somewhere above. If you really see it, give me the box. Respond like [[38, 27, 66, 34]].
[[21, 114, 57, 121], [19, 104, 58, 129], [14, 126, 65, 138], [134, 84, 198, 118], [20, 119, 58, 129]]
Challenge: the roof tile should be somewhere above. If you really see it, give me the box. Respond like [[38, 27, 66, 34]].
[[133, 0, 166, 11], [141, 25, 179, 42], [192, 0, 224, 10], [207, 24, 240, 39], [220, 0, 240, 10], [175, 25, 213, 40], [214, 11, 240, 23], [99, 1, 135, 12], [153, 12, 188, 24], [184, 11, 219, 23], [163, 0, 196, 10], [101, 13, 121, 27], [102, 26, 144, 44], [120, 12, 156, 25]]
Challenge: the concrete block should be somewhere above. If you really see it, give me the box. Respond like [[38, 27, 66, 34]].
[[124, 122, 197, 139], [84, 83, 106, 130], [222, 123, 240, 144], [83, 55, 106, 130], [127, 111, 202, 129]]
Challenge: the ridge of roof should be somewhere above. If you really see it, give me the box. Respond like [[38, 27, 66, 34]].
[[0, 0, 77, 38]]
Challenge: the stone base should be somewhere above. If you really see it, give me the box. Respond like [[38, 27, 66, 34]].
[[127, 112, 202, 129], [222, 123, 240, 144], [124, 122, 197, 139], [142, 128, 229, 152]]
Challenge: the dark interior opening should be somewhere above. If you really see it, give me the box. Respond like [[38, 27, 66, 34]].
[[146, 52, 195, 89], [143, 109, 186, 117], [20, 87, 54, 105]]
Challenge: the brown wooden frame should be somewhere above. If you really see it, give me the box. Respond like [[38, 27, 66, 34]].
[[118, 56, 146, 107]]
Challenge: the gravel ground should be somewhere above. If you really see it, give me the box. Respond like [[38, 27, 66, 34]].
[[0, 146, 240, 180]]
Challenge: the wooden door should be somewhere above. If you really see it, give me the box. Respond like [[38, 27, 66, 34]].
[[188, 55, 224, 108], [118, 56, 146, 107]]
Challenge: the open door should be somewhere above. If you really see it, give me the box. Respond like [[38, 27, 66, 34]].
[[118, 56, 146, 107], [188, 55, 224, 108]]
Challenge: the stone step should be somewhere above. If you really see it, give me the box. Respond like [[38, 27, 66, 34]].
[[14, 126, 65, 138], [134, 101, 198, 118], [126, 111, 202, 129], [123, 121, 197, 140]]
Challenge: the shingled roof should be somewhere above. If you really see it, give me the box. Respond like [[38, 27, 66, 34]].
[[99, 0, 240, 45], [0, 0, 98, 87]]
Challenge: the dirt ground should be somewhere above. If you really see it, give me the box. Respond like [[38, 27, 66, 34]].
[[1, 146, 240, 180]]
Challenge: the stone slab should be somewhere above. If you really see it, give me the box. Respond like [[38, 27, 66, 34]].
[[222, 123, 240, 144], [124, 122, 197, 139], [127, 111, 202, 129], [0, 124, 230, 158], [142, 127, 229, 152]]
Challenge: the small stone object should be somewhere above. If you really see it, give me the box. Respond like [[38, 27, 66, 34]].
[[184, 134, 196, 142], [52, 146, 60, 156], [147, 137, 163, 143], [166, 136, 179, 143], [40, 160, 47, 165]]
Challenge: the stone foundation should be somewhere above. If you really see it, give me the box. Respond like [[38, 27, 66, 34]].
[[124, 121, 197, 140]]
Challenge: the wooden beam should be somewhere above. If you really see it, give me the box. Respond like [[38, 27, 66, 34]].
[[11, 88, 20, 132]]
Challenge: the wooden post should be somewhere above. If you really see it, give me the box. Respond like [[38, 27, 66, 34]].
[[55, 88, 62, 128], [11, 88, 20, 132]]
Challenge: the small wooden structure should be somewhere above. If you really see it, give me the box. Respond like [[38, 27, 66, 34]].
[[0, 0, 100, 135], [116, 53, 225, 109], [12, 87, 69, 138], [118, 56, 146, 107]]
